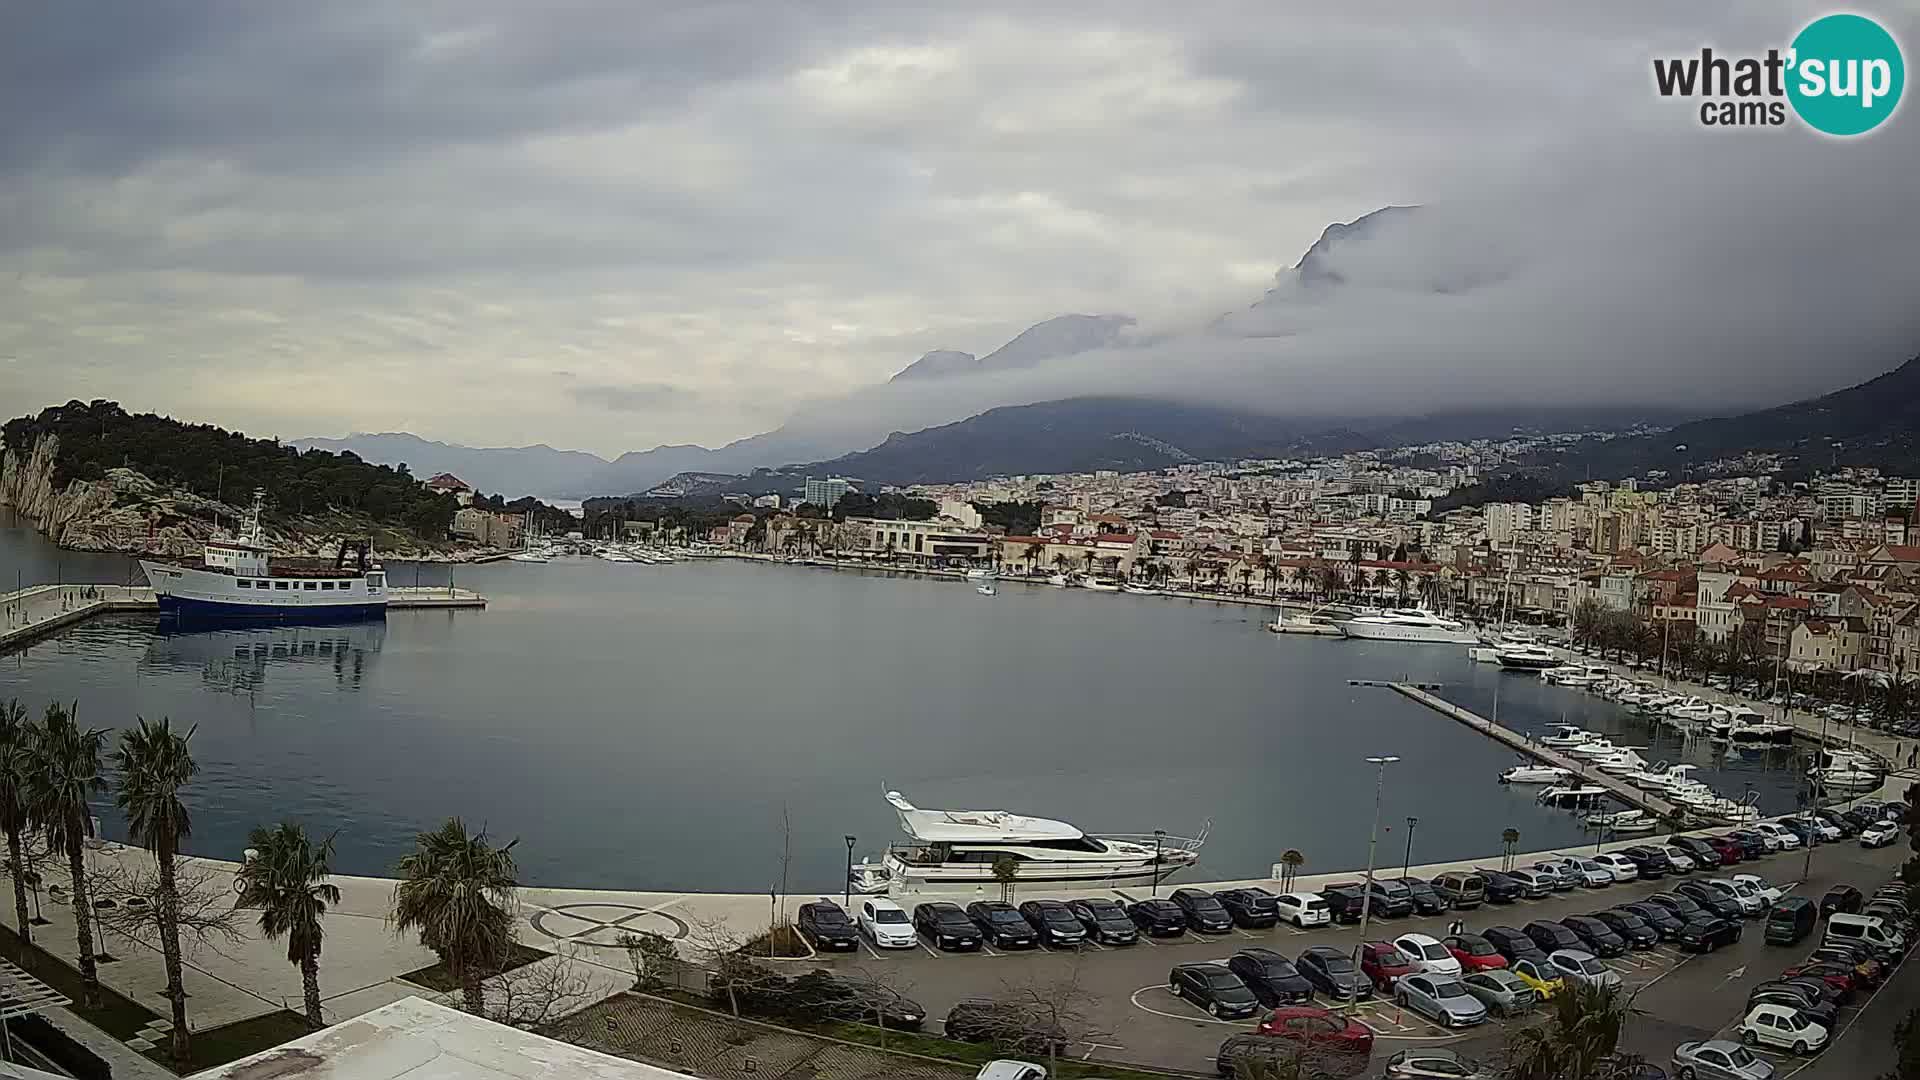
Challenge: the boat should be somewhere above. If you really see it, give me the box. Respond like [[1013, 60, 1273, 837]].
[[1124, 583, 1161, 595], [1046, 573, 1071, 587], [1539, 724, 1601, 749], [1565, 738, 1625, 759], [138, 491, 388, 621], [1340, 608, 1479, 645], [1810, 749, 1884, 792], [1585, 809, 1657, 833], [868, 791, 1208, 890], [1497, 644, 1563, 670], [848, 857, 890, 895], [975, 583, 997, 596], [1727, 711, 1795, 745], [1538, 785, 1613, 809], [966, 568, 997, 581], [1591, 749, 1649, 775], [1500, 763, 1575, 785], [1081, 579, 1123, 592], [506, 551, 550, 563]]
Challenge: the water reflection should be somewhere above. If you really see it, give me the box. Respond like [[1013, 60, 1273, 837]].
[[141, 622, 385, 696]]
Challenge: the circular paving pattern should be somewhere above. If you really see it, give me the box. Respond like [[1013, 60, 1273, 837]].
[[528, 903, 690, 949]]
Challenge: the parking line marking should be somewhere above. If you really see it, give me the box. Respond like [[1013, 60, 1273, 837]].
[[857, 939, 885, 961], [916, 938, 940, 958], [979, 941, 1002, 957]]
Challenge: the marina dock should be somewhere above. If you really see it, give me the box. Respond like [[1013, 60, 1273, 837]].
[[1389, 681, 1684, 820], [2, 582, 485, 652]]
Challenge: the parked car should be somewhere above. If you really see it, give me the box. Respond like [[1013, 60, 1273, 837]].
[[1360, 941, 1418, 990], [1250, 1007, 1375, 1065], [1529, 860, 1578, 891], [1524, 920, 1584, 955], [1778, 961, 1857, 1000], [1460, 969, 1538, 1017], [1672, 836, 1723, 870], [1431, 871, 1487, 909], [1227, 947, 1314, 1006], [1808, 943, 1885, 988], [1320, 883, 1371, 924], [1066, 898, 1138, 946], [1706, 836, 1747, 865], [968, 901, 1040, 948], [1728, 829, 1775, 857], [1861, 820, 1901, 848], [1383, 1049, 1494, 1079], [1737, 1003, 1829, 1055], [1483, 925, 1549, 966], [1623, 901, 1685, 940], [1746, 982, 1838, 1029], [1169, 962, 1260, 1019], [1778, 819, 1820, 848], [946, 1000, 1065, 1055], [1273, 891, 1332, 928], [1647, 892, 1708, 922], [1819, 885, 1864, 918], [1752, 822, 1800, 850], [799, 972, 926, 1029], [1396, 876, 1451, 915], [1671, 1039, 1777, 1080], [1506, 956, 1567, 1000], [1590, 908, 1659, 949], [1365, 878, 1417, 917], [1297, 945, 1371, 1001], [1017, 900, 1088, 948], [1443, 933, 1510, 971], [1125, 898, 1187, 937], [1656, 845, 1697, 874], [912, 902, 984, 951], [1814, 810, 1855, 838], [973, 1061, 1045, 1080], [1547, 949, 1623, 991], [1592, 852, 1641, 882], [1620, 846, 1672, 879], [1170, 888, 1236, 934], [1732, 874, 1784, 903], [1562, 915, 1628, 958], [795, 899, 860, 950], [1394, 933, 1462, 978], [1677, 915, 1742, 952], [1700, 878, 1766, 916], [858, 897, 917, 949], [1214, 887, 1281, 929], [1215, 1031, 1368, 1080], [1568, 858, 1619, 887], [1490, 867, 1554, 899], [1676, 882, 1745, 921], [1476, 869, 1527, 903], [1395, 974, 1488, 1028]]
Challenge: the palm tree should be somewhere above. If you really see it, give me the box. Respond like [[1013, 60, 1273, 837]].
[[1372, 568, 1392, 599], [0, 700, 35, 947], [1501, 827, 1521, 871], [25, 702, 107, 1008], [1501, 983, 1646, 1080], [1392, 568, 1412, 606], [392, 818, 519, 1014], [1024, 543, 1046, 575], [1317, 567, 1345, 601], [113, 717, 198, 1060], [1052, 552, 1072, 577], [1290, 566, 1311, 598], [235, 822, 340, 1028], [1278, 849, 1305, 892]]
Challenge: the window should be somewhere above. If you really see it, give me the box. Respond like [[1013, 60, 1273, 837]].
[[236, 579, 252, 589], [275, 581, 290, 590], [321, 581, 335, 590], [304, 581, 318, 590]]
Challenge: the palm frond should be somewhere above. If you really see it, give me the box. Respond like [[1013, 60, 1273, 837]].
[[113, 716, 198, 852], [235, 822, 340, 965]]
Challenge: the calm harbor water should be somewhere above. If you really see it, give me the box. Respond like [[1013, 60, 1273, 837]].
[[1, 510, 1806, 892]]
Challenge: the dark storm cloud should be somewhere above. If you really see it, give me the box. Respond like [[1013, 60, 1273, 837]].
[[1, 0, 1915, 456]]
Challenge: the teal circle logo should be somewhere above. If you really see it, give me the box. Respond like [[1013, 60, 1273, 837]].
[[1787, 13, 1905, 136]]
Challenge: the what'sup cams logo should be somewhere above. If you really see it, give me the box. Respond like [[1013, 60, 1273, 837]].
[[1653, 12, 1904, 135]]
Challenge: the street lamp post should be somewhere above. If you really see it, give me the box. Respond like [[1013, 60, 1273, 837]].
[[1352, 756, 1401, 975], [1151, 830, 1167, 897], [1401, 817, 1418, 883], [843, 835, 857, 910], [1805, 709, 1830, 883]]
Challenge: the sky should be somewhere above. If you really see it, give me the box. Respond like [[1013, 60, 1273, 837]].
[[3, 1, 1918, 459]]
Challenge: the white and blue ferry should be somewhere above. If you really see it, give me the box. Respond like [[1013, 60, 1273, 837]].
[[140, 492, 387, 620]]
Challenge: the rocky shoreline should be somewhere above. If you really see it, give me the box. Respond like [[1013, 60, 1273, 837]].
[[0, 433, 487, 562]]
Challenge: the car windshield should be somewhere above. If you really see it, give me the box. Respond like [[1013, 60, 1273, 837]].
[[1084, 900, 1120, 915], [1728, 1047, 1758, 1067], [1040, 908, 1074, 924], [934, 909, 969, 926], [1580, 958, 1606, 975], [812, 908, 849, 926], [1264, 960, 1299, 977], [1422, 943, 1450, 960], [875, 909, 907, 924], [1206, 973, 1244, 990], [1319, 955, 1354, 974], [1611, 913, 1646, 930], [1579, 861, 1605, 872], [986, 909, 1024, 924], [1434, 982, 1467, 998], [1189, 896, 1226, 913], [1374, 947, 1410, 965], [1466, 940, 1496, 955]]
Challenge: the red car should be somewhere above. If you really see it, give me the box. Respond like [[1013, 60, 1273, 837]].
[[1782, 962, 1858, 998], [1359, 941, 1416, 990], [1256, 1006, 1376, 1060], [1443, 933, 1511, 972], [1706, 836, 1745, 865]]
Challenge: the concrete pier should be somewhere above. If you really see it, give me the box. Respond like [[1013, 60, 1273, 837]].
[[1, 582, 485, 652], [1390, 681, 1684, 820]]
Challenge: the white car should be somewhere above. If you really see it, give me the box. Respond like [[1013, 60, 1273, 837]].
[[1593, 853, 1640, 882], [1739, 1002, 1829, 1055], [1394, 933, 1462, 977], [1659, 846, 1698, 873], [1548, 950, 1621, 991], [976, 1062, 1047, 1080], [1274, 892, 1331, 928], [1702, 878, 1765, 916], [1862, 820, 1901, 848], [857, 897, 916, 949], [1753, 823, 1801, 850], [1731, 874, 1783, 903]]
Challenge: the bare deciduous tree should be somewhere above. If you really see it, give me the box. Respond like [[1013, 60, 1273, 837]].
[[484, 950, 599, 1030], [969, 963, 1110, 1074], [91, 855, 245, 956], [616, 930, 680, 992], [688, 914, 790, 1021]]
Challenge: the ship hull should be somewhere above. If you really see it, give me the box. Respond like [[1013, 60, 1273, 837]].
[[155, 594, 386, 622], [1342, 622, 1479, 644]]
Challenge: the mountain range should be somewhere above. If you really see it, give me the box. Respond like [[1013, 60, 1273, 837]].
[[297, 205, 1920, 499]]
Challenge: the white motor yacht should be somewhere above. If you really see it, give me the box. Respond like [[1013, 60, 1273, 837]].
[[966, 568, 997, 581], [1592, 749, 1649, 775], [1047, 573, 1071, 587], [1538, 785, 1612, 809], [1341, 609, 1480, 645], [1810, 750, 1884, 792], [1123, 583, 1161, 595], [869, 791, 1208, 891], [1081, 579, 1123, 592], [1727, 712, 1795, 745], [1565, 738, 1624, 759], [976, 583, 997, 596], [1539, 724, 1601, 749], [1496, 644, 1562, 670], [1501, 763, 1575, 785]]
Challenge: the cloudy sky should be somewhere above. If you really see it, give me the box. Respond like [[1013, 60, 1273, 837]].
[[3, 1, 1917, 458]]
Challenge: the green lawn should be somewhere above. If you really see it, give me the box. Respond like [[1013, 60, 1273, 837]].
[[400, 942, 550, 992]]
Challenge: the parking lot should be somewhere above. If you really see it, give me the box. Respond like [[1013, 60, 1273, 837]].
[[799, 838, 1908, 1075]]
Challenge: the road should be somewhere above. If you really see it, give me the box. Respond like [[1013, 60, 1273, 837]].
[[803, 838, 1909, 1075]]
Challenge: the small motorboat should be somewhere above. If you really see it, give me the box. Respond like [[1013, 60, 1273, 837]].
[[1539, 724, 1600, 749], [1081, 579, 1122, 592], [1538, 785, 1613, 809], [976, 583, 997, 596], [1501, 763, 1575, 785], [966, 568, 997, 581], [1586, 809, 1657, 833], [1497, 644, 1562, 670], [1047, 573, 1071, 587], [848, 858, 891, 895], [1124, 583, 1161, 595]]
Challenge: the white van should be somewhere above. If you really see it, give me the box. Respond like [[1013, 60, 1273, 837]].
[[1824, 912, 1906, 957]]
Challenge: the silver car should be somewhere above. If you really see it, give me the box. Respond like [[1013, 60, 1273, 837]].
[[1459, 969, 1537, 1017], [1395, 973, 1488, 1028], [1548, 950, 1623, 991], [1571, 859, 1617, 887], [1671, 1038, 1776, 1080]]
